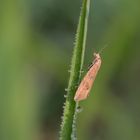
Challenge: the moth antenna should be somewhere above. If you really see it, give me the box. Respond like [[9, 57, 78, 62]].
[[98, 44, 110, 54]]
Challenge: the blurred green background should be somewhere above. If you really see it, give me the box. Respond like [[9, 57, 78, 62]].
[[0, 0, 140, 140]]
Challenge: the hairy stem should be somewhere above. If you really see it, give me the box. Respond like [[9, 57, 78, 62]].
[[59, 0, 91, 139]]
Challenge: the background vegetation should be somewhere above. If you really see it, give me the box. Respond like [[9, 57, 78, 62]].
[[0, 0, 140, 140]]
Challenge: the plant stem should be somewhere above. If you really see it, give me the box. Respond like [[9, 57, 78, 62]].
[[59, 0, 91, 139]]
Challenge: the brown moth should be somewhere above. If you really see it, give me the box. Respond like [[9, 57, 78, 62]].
[[74, 53, 101, 101]]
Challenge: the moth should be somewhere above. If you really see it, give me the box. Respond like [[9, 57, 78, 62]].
[[74, 53, 101, 101]]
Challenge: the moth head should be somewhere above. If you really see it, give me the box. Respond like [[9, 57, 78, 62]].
[[93, 53, 100, 60]]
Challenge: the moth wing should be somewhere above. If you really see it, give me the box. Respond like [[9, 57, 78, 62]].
[[74, 72, 94, 101], [74, 53, 102, 101]]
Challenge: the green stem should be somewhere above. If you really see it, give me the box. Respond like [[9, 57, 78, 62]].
[[59, 0, 91, 139]]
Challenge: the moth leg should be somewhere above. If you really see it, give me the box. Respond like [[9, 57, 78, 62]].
[[88, 58, 98, 70], [88, 63, 93, 70]]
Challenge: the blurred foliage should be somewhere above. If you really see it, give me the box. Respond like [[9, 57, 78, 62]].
[[0, 0, 140, 140]]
